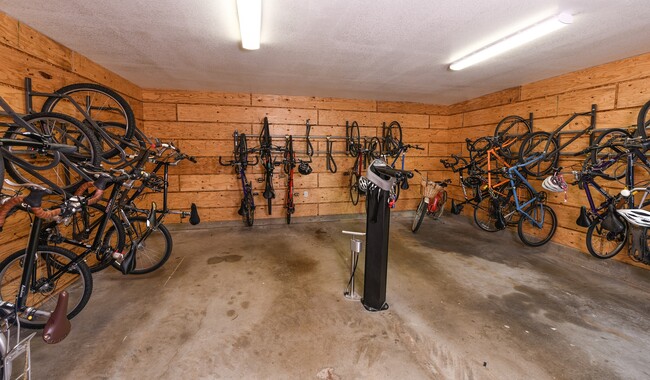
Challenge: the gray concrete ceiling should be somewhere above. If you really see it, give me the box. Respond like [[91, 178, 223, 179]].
[[2, 0, 649, 104]]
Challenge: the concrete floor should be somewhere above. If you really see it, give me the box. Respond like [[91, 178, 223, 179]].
[[27, 213, 650, 379]]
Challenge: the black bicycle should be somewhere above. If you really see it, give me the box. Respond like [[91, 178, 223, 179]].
[[220, 131, 258, 226]]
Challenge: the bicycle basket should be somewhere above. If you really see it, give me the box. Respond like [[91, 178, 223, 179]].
[[421, 179, 442, 198]]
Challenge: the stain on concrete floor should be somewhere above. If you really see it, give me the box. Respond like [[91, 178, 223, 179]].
[[27, 214, 650, 379]]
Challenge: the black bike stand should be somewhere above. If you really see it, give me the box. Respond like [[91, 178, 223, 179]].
[[357, 159, 412, 312], [361, 186, 391, 312]]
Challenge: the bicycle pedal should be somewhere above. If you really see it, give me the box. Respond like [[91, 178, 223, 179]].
[[253, 192, 259, 196], [256, 178, 264, 183]]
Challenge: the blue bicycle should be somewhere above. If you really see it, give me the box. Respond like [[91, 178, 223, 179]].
[[489, 154, 558, 246]]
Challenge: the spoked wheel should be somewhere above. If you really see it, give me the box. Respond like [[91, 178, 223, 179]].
[[517, 203, 557, 246], [41, 83, 136, 160], [0, 246, 93, 328], [585, 219, 628, 259], [383, 121, 403, 157], [494, 115, 532, 161], [111, 217, 172, 275], [412, 198, 427, 233], [634, 99, 650, 139], [518, 131, 559, 177], [474, 196, 500, 232], [2, 112, 101, 192], [589, 128, 632, 180], [242, 189, 255, 227], [347, 121, 361, 157], [350, 172, 360, 205]]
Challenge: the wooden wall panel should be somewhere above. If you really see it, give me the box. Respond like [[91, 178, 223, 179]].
[[446, 51, 650, 270]]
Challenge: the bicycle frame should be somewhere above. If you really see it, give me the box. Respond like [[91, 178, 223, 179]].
[[504, 156, 547, 229]]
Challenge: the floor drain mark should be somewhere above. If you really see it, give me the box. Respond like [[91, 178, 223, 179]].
[[163, 257, 185, 287]]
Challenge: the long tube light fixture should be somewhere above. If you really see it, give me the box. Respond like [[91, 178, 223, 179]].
[[236, 0, 262, 50], [449, 12, 573, 71]]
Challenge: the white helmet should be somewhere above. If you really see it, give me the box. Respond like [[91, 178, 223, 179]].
[[542, 174, 567, 193], [616, 209, 650, 227]]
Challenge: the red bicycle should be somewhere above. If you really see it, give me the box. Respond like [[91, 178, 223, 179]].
[[412, 169, 451, 232]]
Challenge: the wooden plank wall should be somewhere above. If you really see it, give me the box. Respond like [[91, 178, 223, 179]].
[[141, 90, 449, 223], [0, 12, 142, 257], [445, 52, 650, 267]]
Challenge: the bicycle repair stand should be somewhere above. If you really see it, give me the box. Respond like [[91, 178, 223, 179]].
[[361, 160, 410, 312], [342, 230, 365, 300]]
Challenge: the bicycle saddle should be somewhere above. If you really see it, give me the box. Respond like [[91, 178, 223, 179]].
[[42, 291, 71, 344]]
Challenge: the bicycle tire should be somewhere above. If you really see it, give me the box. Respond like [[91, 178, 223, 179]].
[[411, 198, 427, 233], [0, 151, 4, 193], [348, 121, 361, 157], [350, 172, 360, 205], [111, 217, 172, 275], [634, 99, 650, 139], [518, 131, 559, 177], [239, 134, 249, 168], [494, 115, 532, 161], [259, 117, 271, 147], [383, 121, 403, 157], [99, 122, 149, 169], [45, 203, 126, 273], [585, 218, 628, 259], [517, 203, 557, 246], [368, 137, 382, 159], [473, 196, 500, 232], [0, 245, 93, 329], [243, 187, 255, 227], [41, 83, 136, 160], [3, 112, 101, 192], [590, 128, 631, 180], [432, 190, 447, 220]]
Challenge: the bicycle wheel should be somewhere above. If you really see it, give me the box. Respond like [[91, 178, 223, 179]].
[[3, 113, 101, 192], [347, 121, 361, 157], [431, 190, 447, 220], [0, 245, 92, 328], [111, 217, 172, 275], [473, 196, 500, 232], [45, 204, 126, 273], [350, 172, 360, 205], [467, 136, 491, 161], [518, 131, 559, 177], [239, 134, 249, 167], [590, 128, 631, 180], [494, 115, 532, 161], [585, 219, 628, 259], [99, 122, 149, 168], [368, 137, 382, 159], [517, 203, 557, 246], [635, 99, 650, 139], [503, 181, 534, 226], [382, 121, 403, 157], [411, 198, 427, 233], [242, 188, 255, 227], [41, 83, 136, 160]]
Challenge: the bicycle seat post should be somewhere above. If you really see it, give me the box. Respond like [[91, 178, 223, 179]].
[[342, 230, 365, 300]]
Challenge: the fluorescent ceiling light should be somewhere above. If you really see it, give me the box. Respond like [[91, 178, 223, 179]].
[[236, 0, 262, 50], [449, 12, 573, 71]]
